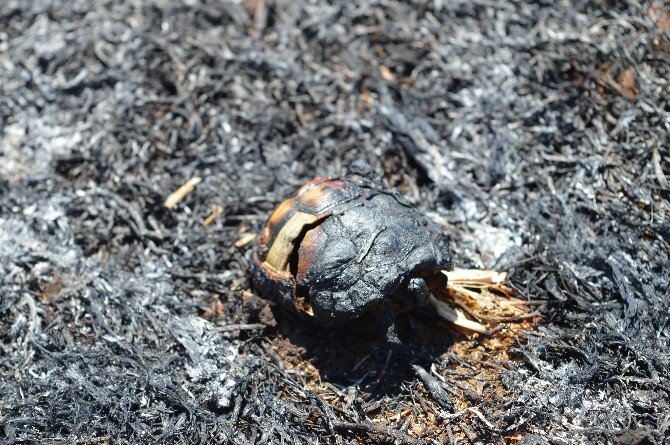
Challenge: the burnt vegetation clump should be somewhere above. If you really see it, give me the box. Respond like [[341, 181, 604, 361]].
[[1, 0, 669, 444]]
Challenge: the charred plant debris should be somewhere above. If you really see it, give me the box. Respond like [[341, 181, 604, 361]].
[[1, 0, 669, 444]]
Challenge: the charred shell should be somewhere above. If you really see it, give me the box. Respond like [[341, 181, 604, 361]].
[[251, 165, 452, 327]]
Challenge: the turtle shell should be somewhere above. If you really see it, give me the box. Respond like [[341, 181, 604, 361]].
[[251, 169, 452, 327]]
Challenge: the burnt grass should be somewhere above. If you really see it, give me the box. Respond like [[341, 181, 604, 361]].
[[1, 1, 669, 444]]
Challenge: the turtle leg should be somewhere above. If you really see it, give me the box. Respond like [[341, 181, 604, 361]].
[[375, 301, 402, 346], [391, 276, 430, 314], [406, 276, 429, 307]]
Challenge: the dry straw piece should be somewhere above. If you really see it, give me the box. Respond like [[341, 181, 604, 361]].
[[164, 177, 202, 209]]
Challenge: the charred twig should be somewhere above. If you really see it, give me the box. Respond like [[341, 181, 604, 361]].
[[412, 365, 455, 412], [218, 323, 267, 332], [332, 421, 424, 445]]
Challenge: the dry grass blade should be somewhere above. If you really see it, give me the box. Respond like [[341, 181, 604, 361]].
[[443, 269, 507, 285], [431, 268, 539, 334], [164, 177, 202, 209]]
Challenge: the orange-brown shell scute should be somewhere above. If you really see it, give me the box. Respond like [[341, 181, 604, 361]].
[[260, 196, 295, 251], [298, 180, 350, 214], [258, 177, 364, 262], [296, 224, 327, 284], [292, 176, 331, 197]]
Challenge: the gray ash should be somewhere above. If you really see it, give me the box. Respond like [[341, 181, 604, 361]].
[[1, 0, 669, 443]]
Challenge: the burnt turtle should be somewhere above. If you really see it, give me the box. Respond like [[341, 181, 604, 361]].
[[251, 162, 487, 342]]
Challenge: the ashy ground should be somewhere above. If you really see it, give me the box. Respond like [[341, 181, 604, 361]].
[[1, 1, 669, 444]]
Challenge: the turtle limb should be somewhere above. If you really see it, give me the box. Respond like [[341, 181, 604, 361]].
[[374, 301, 403, 346]]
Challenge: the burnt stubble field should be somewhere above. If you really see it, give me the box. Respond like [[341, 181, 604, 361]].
[[1, 0, 669, 444]]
